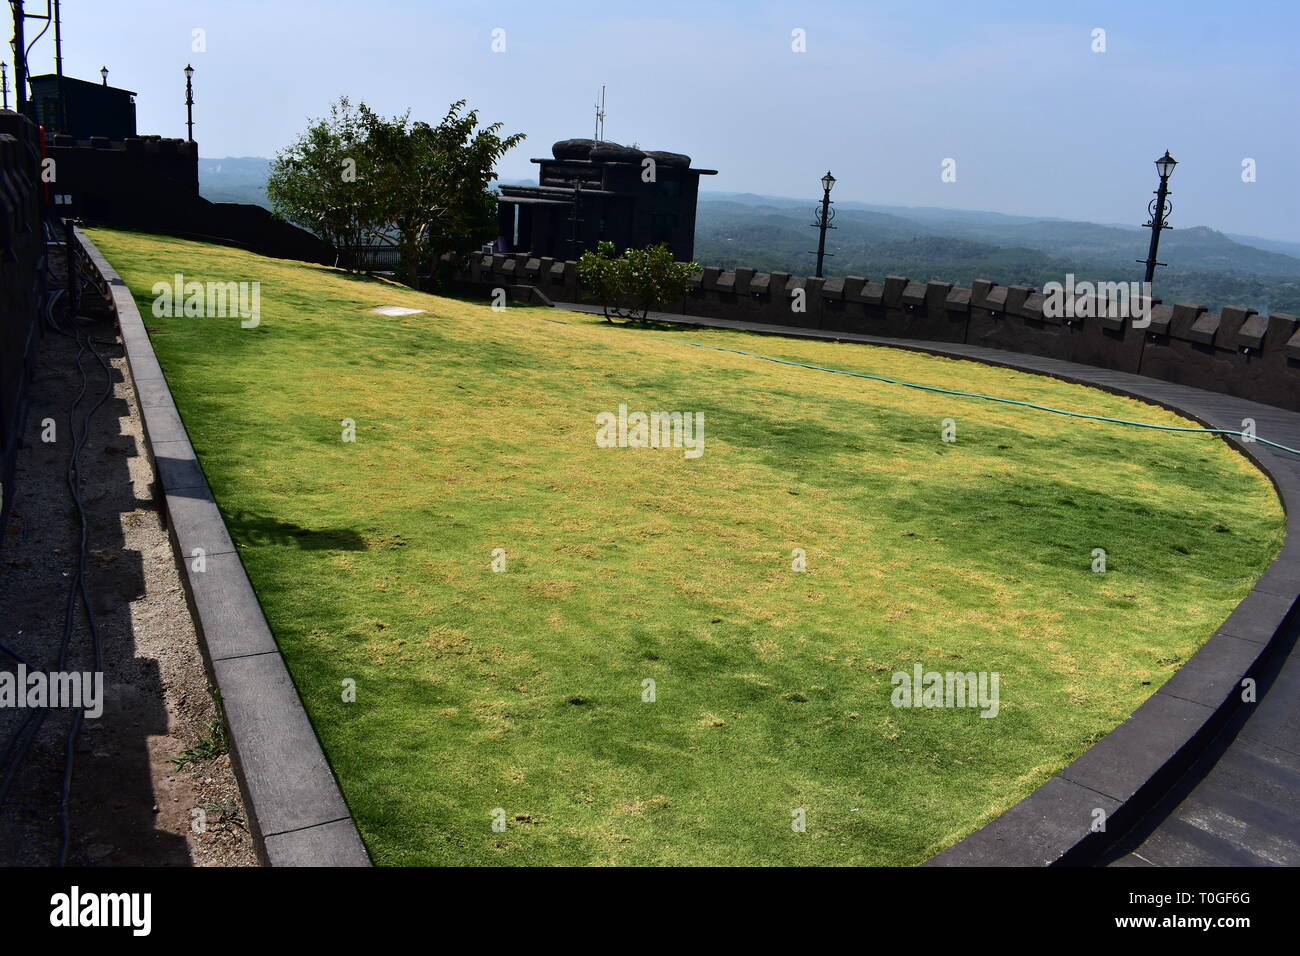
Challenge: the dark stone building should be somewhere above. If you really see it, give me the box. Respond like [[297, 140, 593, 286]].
[[27, 74, 137, 139], [17, 68, 329, 265], [496, 139, 716, 262]]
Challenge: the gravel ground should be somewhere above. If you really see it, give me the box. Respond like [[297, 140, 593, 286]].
[[0, 269, 257, 867]]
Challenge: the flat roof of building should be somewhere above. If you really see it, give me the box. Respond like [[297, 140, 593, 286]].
[[29, 73, 137, 95], [528, 157, 717, 175]]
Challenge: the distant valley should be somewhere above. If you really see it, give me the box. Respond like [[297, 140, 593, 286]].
[[694, 195, 1300, 315], [200, 159, 1300, 315]]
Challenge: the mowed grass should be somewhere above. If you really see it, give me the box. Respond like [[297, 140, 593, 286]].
[[89, 227, 1285, 866]]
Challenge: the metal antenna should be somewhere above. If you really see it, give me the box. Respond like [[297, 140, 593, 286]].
[[53, 0, 62, 76], [593, 84, 605, 143], [1, 63, 8, 110]]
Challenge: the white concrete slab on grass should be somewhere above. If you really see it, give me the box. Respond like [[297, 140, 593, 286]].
[[367, 305, 428, 316]]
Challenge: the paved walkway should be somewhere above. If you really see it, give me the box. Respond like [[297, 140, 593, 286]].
[[555, 302, 1300, 866]]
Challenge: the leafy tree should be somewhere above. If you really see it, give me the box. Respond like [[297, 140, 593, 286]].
[[268, 97, 522, 288], [577, 241, 701, 322], [266, 97, 373, 270], [360, 101, 524, 290]]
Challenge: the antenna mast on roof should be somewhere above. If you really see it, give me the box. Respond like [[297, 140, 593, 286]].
[[53, 0, 63, 76], [593, 84, 605, 143]]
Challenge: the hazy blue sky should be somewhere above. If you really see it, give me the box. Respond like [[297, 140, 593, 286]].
[[13, 0, 1299, 239]]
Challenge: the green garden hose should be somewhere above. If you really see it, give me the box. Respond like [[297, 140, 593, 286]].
[[540, 311, 1300, 457], [646, 336, 1300, 458]]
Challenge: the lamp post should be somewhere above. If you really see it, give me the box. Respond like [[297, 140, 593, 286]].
[[11, 0, 25, 115], [1139, 150, 1177, 285], [811, 170, 836, 278], [100, 65, 108, 86], [184, 64, 195, 142], [1, 63, 8, 111]]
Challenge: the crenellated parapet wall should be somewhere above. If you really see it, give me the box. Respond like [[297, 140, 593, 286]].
[[0, 109, 44, 534], [452, 251, 1300, 412], [43, 132, 331, 265], [45, 133, 199, 222], [51, 134, 201, 157]]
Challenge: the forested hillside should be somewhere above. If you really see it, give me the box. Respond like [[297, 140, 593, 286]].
[[696, 198, 1300, 314], [198, 159, 1300, 315]]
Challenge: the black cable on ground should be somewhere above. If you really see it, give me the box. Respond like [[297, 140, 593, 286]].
[[0, 236, 114, 865], [0, 643, 30, 666], [56, 289, 113, 866]]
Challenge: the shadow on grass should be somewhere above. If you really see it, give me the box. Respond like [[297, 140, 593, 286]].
[[546, 306, 707, 334], [437, 290, 498, 308], [224, 510, 368, 551], [595, 316, 700, 333], [298, 265, 407, 288]]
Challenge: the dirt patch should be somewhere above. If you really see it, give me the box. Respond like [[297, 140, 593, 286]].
[[0, 280, 257, 867]]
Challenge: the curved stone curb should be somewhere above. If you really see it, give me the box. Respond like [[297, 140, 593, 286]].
[[552, 301, 1299, 867], [77, 229, 371, 867]]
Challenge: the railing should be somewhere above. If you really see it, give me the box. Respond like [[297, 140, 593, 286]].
[[58, 218, 112, 317], [337, 244, 402, 272]]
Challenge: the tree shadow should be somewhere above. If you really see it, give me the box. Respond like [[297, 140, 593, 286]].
[[298, 265, 402, 288], [600, 316, 701, 334], [222, 510, 368, 552]]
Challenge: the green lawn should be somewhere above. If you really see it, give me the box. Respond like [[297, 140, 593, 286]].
[[90, 227, 1285, 866]]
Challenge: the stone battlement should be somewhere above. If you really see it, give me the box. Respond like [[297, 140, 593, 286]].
[[0, 110, 45, 531], [455, 251, 1300, 412], [48, 133, 198, 158]]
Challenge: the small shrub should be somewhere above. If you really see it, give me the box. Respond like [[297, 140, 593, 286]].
[[576, 241, 700, 322]]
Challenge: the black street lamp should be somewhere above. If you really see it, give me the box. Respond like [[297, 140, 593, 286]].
[[184, 64, 195, 142], [100, 65, 109, 86], [1139, 150, 1177, 285], [810, 170, 837, 278]]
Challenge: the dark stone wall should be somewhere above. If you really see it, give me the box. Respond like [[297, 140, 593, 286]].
[[454, 251, 1300, 413], [46, 136, 332, 265], [0, 110, 44, 534]]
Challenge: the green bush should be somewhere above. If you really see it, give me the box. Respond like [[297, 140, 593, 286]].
[[576, 241, 700, 322]]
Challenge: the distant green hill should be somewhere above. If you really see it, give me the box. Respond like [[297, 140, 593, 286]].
[[198, 158, 1300, 314], [198, 157, 271, 206], [696, 196, 1300, 315]]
